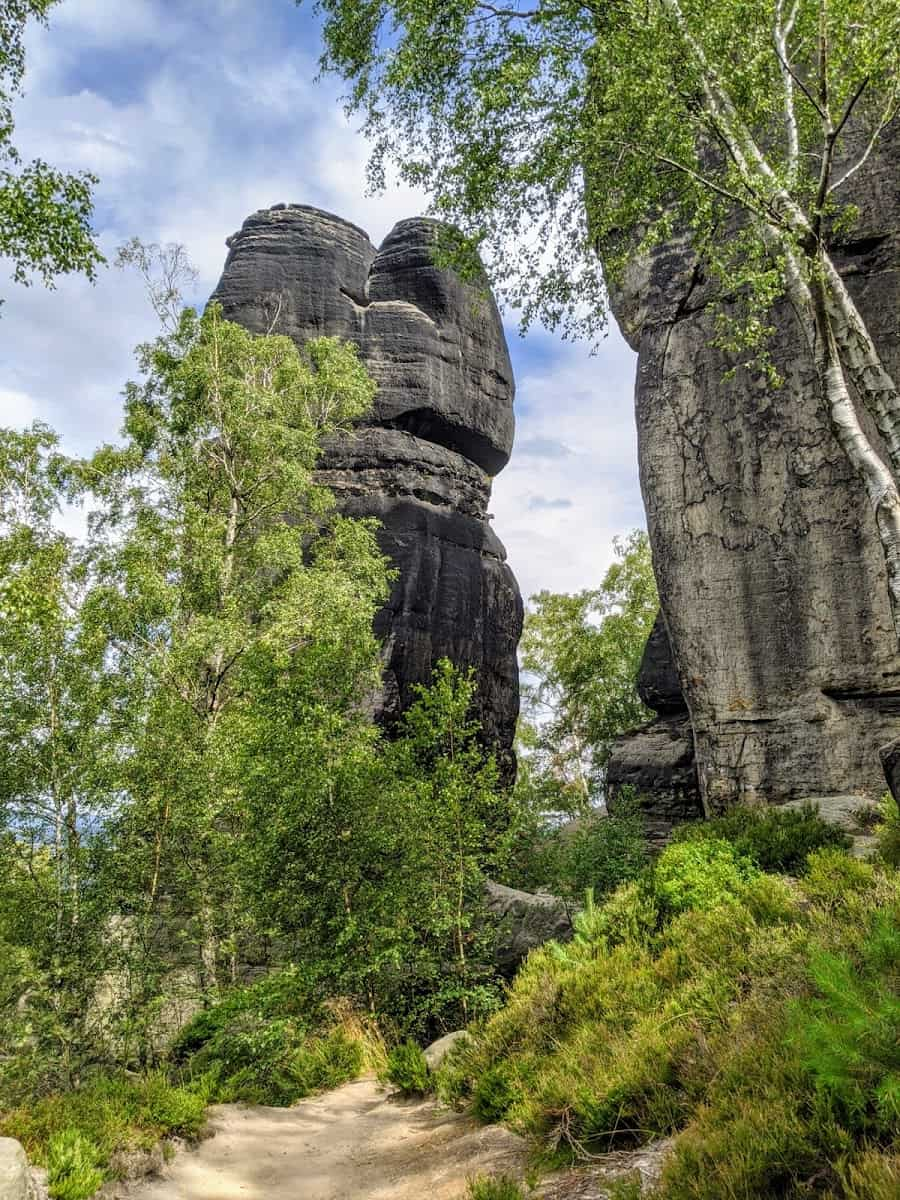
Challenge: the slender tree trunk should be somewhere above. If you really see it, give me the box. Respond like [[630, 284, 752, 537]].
[[810, 279, 900, 640], [820, 252, 900, 479]]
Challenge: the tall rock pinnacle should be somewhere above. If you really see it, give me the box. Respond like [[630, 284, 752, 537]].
[[606, 123, 900, 815], [211, 204, 523, 757]]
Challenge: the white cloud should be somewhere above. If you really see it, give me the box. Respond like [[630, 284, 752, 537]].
[[492, 333, 643, 603], [3, 0, 644, 602]]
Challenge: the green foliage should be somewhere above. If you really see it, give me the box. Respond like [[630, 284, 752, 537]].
[[876, 791, 900, 867], [651, 839, 759, 917], [516, 531, 657, 809], [466, 1175, 526, 1200], [46, 1129, 104, 1200], [802, 847, 875, 907], [0, 2, 102, 301], [171, 976, 377, 1106], [193, 1022, 366, 1107], [309, 0, 898, 355], [672, 801, 851, 873], [245, 660, 509, 1037], [437, 832, 900, 1195], [1, 1072, 206, 1184], [170, 967, 319, 1064], [792, 912, 900, 1136], [506, 803, 648, 903], [471, 1062, 519, 1124], [385, 1041, 431, 1096]]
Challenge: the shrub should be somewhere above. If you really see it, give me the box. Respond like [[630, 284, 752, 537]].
[[791, 914, 900, 1136], [802, 847, 874, 907], [0, 1071, 206, 1172], [466, 1174, 526, 1200], [672, 801, 850, 873], [170, 966, 318, 1063], [46, 1130, 104, 1200], [471, 1062, 519, 1123], [506, 804, 648, 903], [651, 839, 758, 916], [196, 1021, 366, 1106], [384, 1041, 431, 1096], [876, 791, 900, 867]]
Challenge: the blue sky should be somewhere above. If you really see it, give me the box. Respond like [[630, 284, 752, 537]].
[[1, 0, 644, 602]]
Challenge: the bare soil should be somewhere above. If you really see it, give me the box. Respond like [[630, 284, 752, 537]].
[[124, 1077, 527, 1200]]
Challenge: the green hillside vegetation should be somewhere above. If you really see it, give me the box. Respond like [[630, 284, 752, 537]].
[[439, 819, 900, 1200]]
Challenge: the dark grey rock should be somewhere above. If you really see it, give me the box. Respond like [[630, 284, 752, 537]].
[[637, 612, 687, 715], [211, 206, 522, 756], [601, 124, 900, 812], [606, 716, 702, 847], [212, 208, 514, 475], [484, 880, 575, 976], [880, 737, 900, 804]]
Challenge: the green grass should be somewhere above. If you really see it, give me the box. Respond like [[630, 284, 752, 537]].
[[0, 1071, 206, 1198], [384, 1040, 432, 1096], [466, 1174, 527, 1200], [438, 837, 900, 1199]]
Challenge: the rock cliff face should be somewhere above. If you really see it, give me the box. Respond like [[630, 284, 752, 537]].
[[607, 127, 900, 815], [211, 205, 522, 753]]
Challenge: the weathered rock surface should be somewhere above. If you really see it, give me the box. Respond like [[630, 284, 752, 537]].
[[423, 1030, 471, 1071], [0, 1139, 38, 1200], [211, 205, 522, 753], [606, 714, 702, 847], [484, 879, 575, 976], [604, 125, 900, 812]]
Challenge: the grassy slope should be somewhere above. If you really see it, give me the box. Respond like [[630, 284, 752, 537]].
[[439, 833, 900, 1200]]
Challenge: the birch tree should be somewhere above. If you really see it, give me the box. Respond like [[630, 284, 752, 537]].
[[79, 296, 391, 1002], [308, 0, 900, 637], [1, 2, 102, 301]]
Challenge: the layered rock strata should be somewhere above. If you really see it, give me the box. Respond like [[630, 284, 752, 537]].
[[211, 205, 522, 752], [607, 613, 702, 847], [605, 126, 900, 814]]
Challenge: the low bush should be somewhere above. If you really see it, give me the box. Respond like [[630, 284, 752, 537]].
[[650, 838, 758, 916], [384, 1040, 431, 1096], [46, 1130, 104, 1200], [179, 991, 380, 1106], [1, 1072, 206, 1196], [671, 800, 849, 873], [505, 803, 648, 903], [170, 965, 319, 1063], [438, 834, 900, 1198], [466, 1174, 526, 1200]]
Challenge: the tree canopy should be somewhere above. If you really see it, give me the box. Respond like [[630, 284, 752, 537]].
[[0, 1, 102, 301], [518, 529, 658, 809], [308, 0, 900, 641]]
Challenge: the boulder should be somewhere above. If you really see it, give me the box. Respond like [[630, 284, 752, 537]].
[[423, 1030, 471, 1071], [606, 715, 702, 847], [211, 205, 522, 757], [0, 1140, 37, 1200], [485, 880, 575, 976]]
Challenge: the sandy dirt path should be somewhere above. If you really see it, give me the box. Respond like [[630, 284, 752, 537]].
[[125, 1077, 527, 1200]]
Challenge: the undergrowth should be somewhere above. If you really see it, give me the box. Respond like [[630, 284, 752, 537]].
[[384, 1040, 432, 1095], [0, 1072, 206, 1199], [438, 836, 900, 1199], [176, 979, 384, 1106]]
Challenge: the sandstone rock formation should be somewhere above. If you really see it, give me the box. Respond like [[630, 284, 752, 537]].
[[606, 125, 900, 815], [211, 206, 522, 752], [0, 1139, 39, 1200], [484, 879, 575, 977]]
